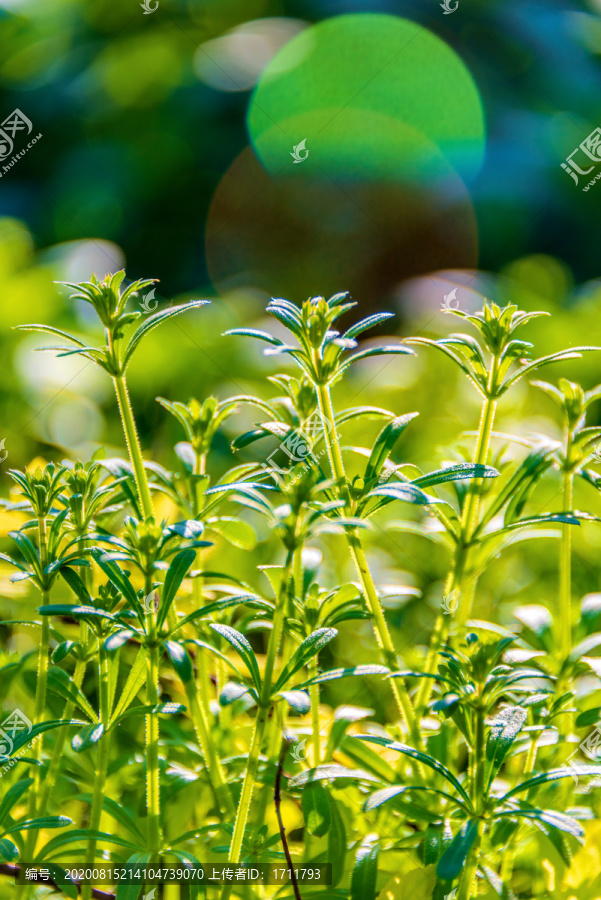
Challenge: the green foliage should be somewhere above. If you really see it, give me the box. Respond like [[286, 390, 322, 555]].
[[3, 283, 601, 900]]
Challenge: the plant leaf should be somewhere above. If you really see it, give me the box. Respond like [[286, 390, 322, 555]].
[[301, 781, 331, 837], [436, 820, 479, 881]]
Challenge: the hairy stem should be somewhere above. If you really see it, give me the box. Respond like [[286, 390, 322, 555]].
[[456, 386, 498, 625], [316, 382, 422, 746], [274, 743, 303, 900], [21, 611, 50, 869], [81, 642, 111, 900], [22, 515, 52, 869], [37, 654, 87, 820], [146, 640, 162, 860], [458, 820, 484, 900], [185, 680, 234, 816], [558, 471, 574, 666], [310, 657, 321, 767], [223, 551, 293, 888], [112, 373, 154, 520], [458, 700, 486, 900], [417, 380, 498, 715]]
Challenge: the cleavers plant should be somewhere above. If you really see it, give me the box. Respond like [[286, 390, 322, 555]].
[[1, 279, 601, 900]]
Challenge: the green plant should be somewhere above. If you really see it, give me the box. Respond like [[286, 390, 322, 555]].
[[2, 282, 601, 900]]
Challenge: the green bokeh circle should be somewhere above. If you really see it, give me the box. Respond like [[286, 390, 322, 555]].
[[248, 13, 485, 184]]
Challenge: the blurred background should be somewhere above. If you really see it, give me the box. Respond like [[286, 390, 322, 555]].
[[2, 0, 601, 701]]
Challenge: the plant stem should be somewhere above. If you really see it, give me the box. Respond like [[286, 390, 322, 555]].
[[500, 724, 539, 886], [192, 454, 214, 724], [184, 680, 234, 816], [253, 535, 303, 824], [41, 548, 92, 817], [309, 657, 320, 767], [458, 700, 486, 900], [21, 610, 50, 869], [112, 373, 154, 520], [82, 641, 111, 900], [457, 696, 486, 900], [558, 470, 574, 666], [37, 654, 87, 820], [223, 551, 293, 891], [457, 820, 484, 900], [416, 380, 498, 715], [274, 743, 303, 900], [315, 382, 422, 747], [456, 385, 498, 625], [474, 702, 485, 810], [22, 514, 52, 869], [187, 455, 234, 815], [556, 467, 575, 747], [146, 640, 162, 860]]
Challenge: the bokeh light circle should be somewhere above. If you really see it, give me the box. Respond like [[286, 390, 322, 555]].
[[248, 13, 486, 184], [205, 145, 478, 307]]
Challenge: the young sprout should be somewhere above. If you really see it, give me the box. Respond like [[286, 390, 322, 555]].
[[226, 293, 497, 748], [17, 271, 208, 521], [406, 301, 599, 712], [531, 379, 601, 680]]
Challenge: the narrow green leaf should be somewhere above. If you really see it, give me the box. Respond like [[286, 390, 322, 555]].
[[157, 548, 196, 630], [301, 781, 331, 837], [328, 796, 347, 887], [486, 706, 528, 781], [273, 628, 338, 692], [123, 300, 209, 368], [47, 667, 98, 722], [210, 623, 262, 691], [165, 641, 194, 684], [110, 648, 147, 722], [500, 766, 601, 801], [413, 463, 499, 489], [3, 815, 72, 835], [436, 820, 479, 881], [223, 327, 282, 345], [59, 567, 93, 605], [71, 723, 105, 753], [356, 735, 471, 805], [0, 838, 18, 862], [351, 839, 379, 900], [91, 550, 144, 623], [297, 664, 389, 689], [0, 779, 32, 828], [366, 482, 441, 506], [279, 690, 311, 714], [364, 414, 418, 484], [289, 765, 380, 788]]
